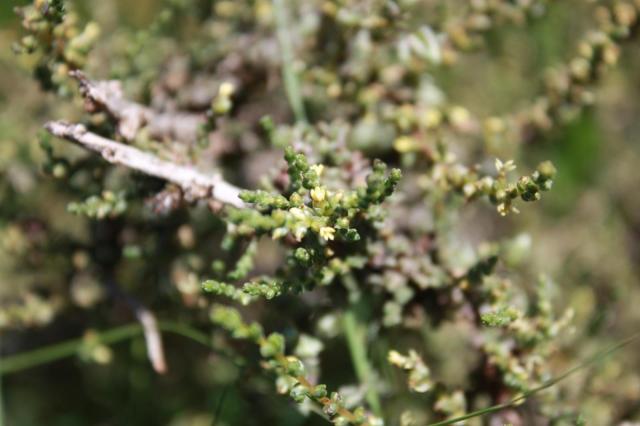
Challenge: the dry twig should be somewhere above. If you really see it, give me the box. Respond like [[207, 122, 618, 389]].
[[71, 70, 205, 143], [45, 121, 247, 207]]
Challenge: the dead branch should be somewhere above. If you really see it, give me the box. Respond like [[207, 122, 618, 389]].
[[135, 307, 167, 374], [70, 70, 205, 143], [105, 279, 167, 374], [45, 121, 247, 208]]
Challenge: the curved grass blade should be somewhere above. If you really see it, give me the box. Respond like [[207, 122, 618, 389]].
[[428, 332, 640, 426]]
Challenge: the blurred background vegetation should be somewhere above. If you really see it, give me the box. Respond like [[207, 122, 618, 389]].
[[2, 1, 640, 425]]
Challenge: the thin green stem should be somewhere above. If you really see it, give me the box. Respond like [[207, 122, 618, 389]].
[[212, 385, 230, 426], [273, 0, 307, 123], [0, 375, 4, 426], [343, 305, 383, 417], [158, 321, 212, 347], [0, 321, 213, 376], [428, 332, 640, 426]]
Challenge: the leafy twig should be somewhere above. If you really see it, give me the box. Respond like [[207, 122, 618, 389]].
[[428, 332, 640, 426]]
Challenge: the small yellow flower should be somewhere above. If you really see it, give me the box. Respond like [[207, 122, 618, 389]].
[[91, 345, 113, 365], [319, 226, 335, 241], [254, 0, 272, 24], [321, 1, 337, 16], [449, 106, 470, 126], [495, 158, 516, 174], [327, 83, 342, 98], [394, 136, 417, 153], [497, 202, 519, 216], [422, 108, 442, 129], [484, 116, 505, 134], [294, 226, 307, 241], [310, 164, 324, 177], [310, 186, 327, 203], [387, 350, 408, 368], [462, 183, 476, 198], [218, 81, 235, 97], [271, 227, 288, 240], [289, 207, 307, 220]]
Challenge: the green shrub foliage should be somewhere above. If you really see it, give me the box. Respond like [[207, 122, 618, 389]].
[[3, 0, 640, 425]]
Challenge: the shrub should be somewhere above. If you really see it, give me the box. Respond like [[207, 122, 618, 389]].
[[2, 1, 640, 425]]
